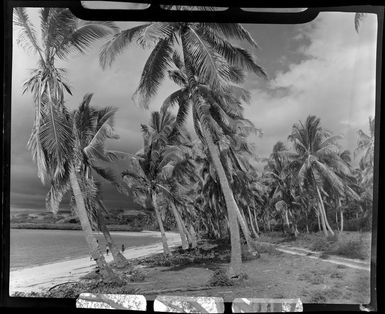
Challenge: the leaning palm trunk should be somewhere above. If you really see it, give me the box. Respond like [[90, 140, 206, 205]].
[[317, 205, 329, 236], [238, 208, 256, 248], [69, 167, 118, 281], [170, 202, 189, 249], [316, 185, 334, 236], [316, 209, 321, 232], [247, 206, 259, 238], [335, 210, 340, 232], [201, 127, 242, 277], [253, 211, 260, 233], [340, 209, 344, 233], [98, 213, 128, 267], [189, 224, 198, 248], [152, 192, 171, 255]]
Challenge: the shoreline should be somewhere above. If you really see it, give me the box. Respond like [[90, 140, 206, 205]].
[[10, 230, 171, 272], [10, 223, 144, 232], [9, 231, 181, 295]]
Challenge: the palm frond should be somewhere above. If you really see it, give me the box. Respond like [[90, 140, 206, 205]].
[[196, 26, 267, 79], [203, 23, 260, 49], [39, 102, 73, 180], [99, 23, 151, 68], [133, 38, 173, 108], [83, 116, 119, 162], [182, 27, 225, 90], [45, 180, 70, 214], [13, 8, 44, 60]]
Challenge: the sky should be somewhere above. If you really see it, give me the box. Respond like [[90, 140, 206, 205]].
[[10, 8, 377, 211]]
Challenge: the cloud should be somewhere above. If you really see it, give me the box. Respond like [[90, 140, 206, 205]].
[[243, 12, 377, 161], [9, 10, 378, 210]]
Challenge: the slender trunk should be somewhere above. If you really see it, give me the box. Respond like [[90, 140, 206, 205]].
[[340, 209, 344, 233], [315, 185, 334, 236], [98, 213, 128, 267], [201, 126, 242, 277], [189, 224, 198, 248], [335, 209, 340, 232], [69, 167, 118, 281], [267, 216, 271, 232], [318, 204, 329, 236], [253, 211, 260, 233], [284, 210, 290, 227], [238, 208, 256, 250], [247, 206, 259, 238], [316, 209, 321, 232], [178, 210, 193, 246], [152, 191, 171, 256], [170, 202, 189, 249]]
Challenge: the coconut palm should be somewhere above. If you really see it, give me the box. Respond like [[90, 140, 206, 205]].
[[288, 116, 352, 237], [14, 8, 120, 280], [355, 117, 375, 190], [14, 8, 118, 184], [122, 110, 195, 255], [69, 94, 129, 266], [100, 17, 266, 276]]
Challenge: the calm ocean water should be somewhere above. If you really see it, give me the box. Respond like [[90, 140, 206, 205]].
[[10, 229, 161, 270]]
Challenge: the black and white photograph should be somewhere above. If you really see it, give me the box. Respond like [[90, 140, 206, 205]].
[[8, 3, 377, 306]]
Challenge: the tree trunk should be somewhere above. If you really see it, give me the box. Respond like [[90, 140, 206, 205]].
[[152, 191, 171, 256], [189, 224, 198, 248], [247, 206, 259, 238], [315, 185, 334, 236], [201, 126, 242, 277], [254, 212, 260, 233], [238, 208, 256, 251], [69, 167, 118, 281], [318, 204, 329, 236], [170, 202, 189, 249], [284, 210, 290, 228], [98, 213, 128, 268], [340, 209, 344, 233], [335, 209, 340, 232], [316, 209, 321, 232]]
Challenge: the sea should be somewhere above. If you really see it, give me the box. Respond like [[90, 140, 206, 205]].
[[10, 229, 161, 270]]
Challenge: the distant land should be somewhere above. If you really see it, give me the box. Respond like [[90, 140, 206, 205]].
[[10, 207, 152, 231]]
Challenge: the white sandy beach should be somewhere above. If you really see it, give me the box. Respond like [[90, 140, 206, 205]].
[[9, 231, 181, 295]]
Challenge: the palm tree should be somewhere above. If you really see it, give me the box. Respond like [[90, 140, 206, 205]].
[[355, 117, 375, 190], [100, 18, 266, 277], [122, 110, 194, 255], [288, 116, 352, 237], [14, 8, 120, 280], [69, 94, 129, 267]]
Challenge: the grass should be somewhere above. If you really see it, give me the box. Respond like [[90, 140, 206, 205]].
[[309, 287, 343, 303], [326, 239, 368, 260], [298, 270, 325, 285], [260, 231, 371, 261]]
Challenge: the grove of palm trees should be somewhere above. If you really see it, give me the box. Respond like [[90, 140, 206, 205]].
[[10, 7, 375, 305]]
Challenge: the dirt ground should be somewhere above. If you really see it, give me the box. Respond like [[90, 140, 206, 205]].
[[129, 250, 370, 304]]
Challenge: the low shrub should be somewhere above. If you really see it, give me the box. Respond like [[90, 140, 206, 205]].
[[309, 290, 327, 303], [129, 269, 146, 282], [207, 269, 234, 287], [327, 239, 367, 260], [310, 237, 331, 252], [326, 233, 339, 243], [309, 288, 342, 303]]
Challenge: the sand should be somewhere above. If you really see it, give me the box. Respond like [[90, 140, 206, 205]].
[[9, 231, 181, 295]]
